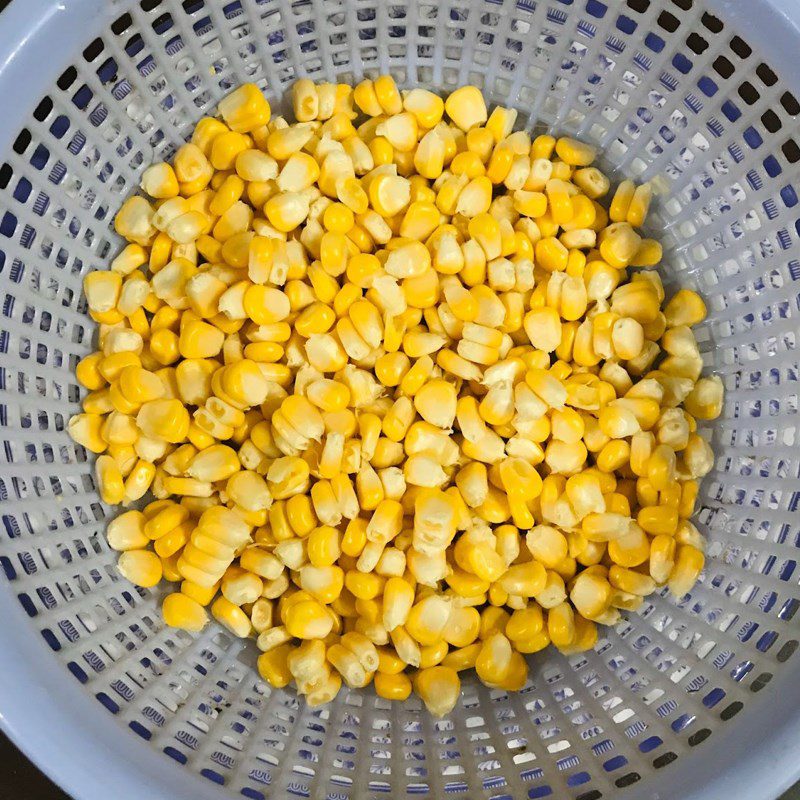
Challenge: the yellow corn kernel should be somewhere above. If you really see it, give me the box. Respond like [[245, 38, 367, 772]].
[[257, 643, 293, 687], [306, 525, 341, 568], [371, 671, 410, 701], [341, 568, 383, 601], [95, 454, 125, 505], [209, 596, 251, 638], [554, 136, 596, 167], [637, 505, 679, 536], [542, 178, 572, 226], [534, 235, 568, 273], [662, 288, 707, 328], [413, 378, 457, 429], [678, 480, 699, 519], [608, 525, 650, 567], [162, 592, 208, 632]]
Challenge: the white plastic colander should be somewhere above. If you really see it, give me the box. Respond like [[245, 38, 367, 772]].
[[1, 0, 800, 798]]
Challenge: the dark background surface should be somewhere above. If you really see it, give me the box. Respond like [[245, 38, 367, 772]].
[[0, 1, 798, 799], [0, 733, 68, 799]]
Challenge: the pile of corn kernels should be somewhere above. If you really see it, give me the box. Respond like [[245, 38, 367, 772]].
[[68, 76, 723, 716]]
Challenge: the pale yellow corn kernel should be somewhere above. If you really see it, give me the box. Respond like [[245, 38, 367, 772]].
[[134, 397, 190, 443], [291, 79, 319, 122], [366, 173, 410, 218], [114, 442, 144, 474], [220, 564, 263, 606], [607, 565, 655, 597], [610, 316, 644, 360], [111, 243, 149, 277], [324, 641, 366, 688], [572, 166, 609, 199], [235, 547, 283, 582], [218, 83, 270, 133], [68, 413, 107, 454], [247, 597, 274, 634], [522, 306, 562, 353], [569, 571, 612, 619], [82, 388, 114, 417], [264, 191, 310, 232], [118, 549, 162, 588], [232, 147, 278, 181], [251, 624, 292, 653], [525, 525, 568, 569], [444, 85, 487, 132], [303, 333, 346, 373], [106, 510, 148, 551], [626, 182, 652, 227], [115, 272, 149, 318], [83, 271, 122, 314], [402, 594, 450, 647], [438, 605, 478, 649], [475, 631, 517, 687], [599, 222, 642, 269], [648, 534, 677, 586], [608, 525, 650, 567], [683, 433, 715, 479], [122, 459, 156, 504], [495, 558, 547, 596], [115, 196, 156, 245], [296, 562, 344, 604], [608, 178, 634, 222], [684, 375, 723, 421], [579, 511, 631, 543], [519, 157, 550, 193], [385, 626, 419, 668]]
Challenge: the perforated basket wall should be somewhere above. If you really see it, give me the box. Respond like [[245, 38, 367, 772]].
[[1, 0, 800, 798]]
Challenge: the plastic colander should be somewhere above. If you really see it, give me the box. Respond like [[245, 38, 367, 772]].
[[1, 0, 800, 798]]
